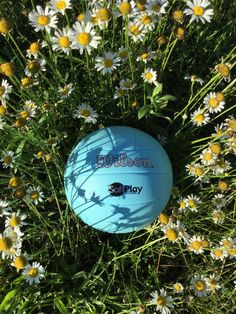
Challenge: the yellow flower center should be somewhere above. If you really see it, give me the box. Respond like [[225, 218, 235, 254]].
[[56, 0, 66, 10], [103, 58, 113, 68], [0, 105, 7, 115], [179, 200, 186, 208], [188, 199, 196, 208], [97, 8, 112, 21], [194, 167, 204, 177], [172, 10, 184, 22], [213, 249, 223, 257], [0, 237, 13, 251], [28, 267, 39, 278], [175, 27, 185, 39], [141, 53, 149, 60], [36, 151, 44, 158], [157, 36, 168, 45], [60, 87, 69, 95], [14, 255, 28, 270], [118, 89, 126, 96], [31, 191, 39, 200], [210, 143, 221, 155], [228, 118, 236, 131], [228, 247, 236, 256], [0, 63, 15, 76], [214, 211, 223, 221], [159, 213, 169, 224], [119, 50, 128, 59], [59, 36, 70, 48], [131, 100, 138, 108], [195, 280, 206, 291], [216, 92, 224, 102], [124, 81, 132, 88], [119, 2, 131, 15], [3, 156, 12, 164], [217, 63, 230, 77], [77, 32, 91, 45], [37, 15, 50, 26], [9, 177, 22, 188], [203, 152, 213, 161], [193, 6, 205, 16], [21, 77, 33, 87], [208, 97, 218, 108], [201, 239, 209, 248], [191, 240, 202, 250], [10, 216, 21, 228], [141, 14, 152, 25], [152, 4, 161, 12], [166, 228, 178, 241], [218, 181, 228, 191], [0, 19, 11, 35], [157, 296, 166, 307], [77, 13, 86, 22], [29, 42, 41, 54], [20, 110, 30, 119], [222, 240, 231, 247], [80, 109, 91, 117], [195, 113, 204, 122], [136, 0, 146, 11], [13, 188, 26, 199], [130, 24, 141, 35], [15, 117, 27, 128], [209, 279, 217, 289], [145, 72, 153, 80], [0, 86, 5, 96], [28, 61, 40, 73]]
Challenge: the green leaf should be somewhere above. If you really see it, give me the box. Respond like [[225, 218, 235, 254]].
[[138, 106, 151, 119], [0, 289, 18, 312], [54, 298, 68, 314], [152, 83, 163, 98]]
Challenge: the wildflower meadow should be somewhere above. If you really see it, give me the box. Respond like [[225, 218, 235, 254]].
[[0, 0, 235, 313]]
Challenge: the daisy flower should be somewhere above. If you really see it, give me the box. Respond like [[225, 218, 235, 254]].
[[134, 11, 157, 32], [162, 222, 179, 242], [184, 74, 204, 85], [158, 212, 170, 225], [26, 186, 44, 205], [212, 193, 227, 209], [128, 22, 146, 42], [48, 0, 72, 15], [178, 197, 188, 212], [173, 282, 184, 294], [51, 28, 72, 55], [11, 252, 29, 271], [95, 52, 121, 75], [190, 275, 209, 297], [116, 0, 136, 18], [70, 21, 101, 55], [176, 220, 190, 243], [186, 194, 201, 212], [209, 142, 222, 156], [211, 158, 231, 175], [203, 92, 225, 113], [1, 151, 16, 168], [212, 209, 225, 224], [21, 77, 38, 88], [28, 5, 58, 32], [119, 78, 136, 90], [58, 83, 74, 99], [136, 51, 157, 63], [188, 235, 204, 254], [224, 116, 236, 133], [5, 210, 27, 229], [210, 247, 227, 261], [150, 288, 174, 313], [174, 27, 186, 40], [228, 245, 236, 259], [212, 123, 226, 137], [206, 275, 221, 293], [142, 67, 158, 85], [172, 9, 185, 23], [200, 148, 217, 166], [26, 40, 47, 59], [0, 227, 22, 259], [215, 61, 231, 82], [23, 262, 45, 285], [0, 79, 13, 100], [145, 0, 169, 16], [24, 59, 46, 77], [114, 86, 127, 98], [90, 5, 113, 30], [0, 18, 12, 36], [190, 108, 210, 126], [74, 104, 98, 124], [0, 199, 11, 217], [184, 0, 214, 24], [118, 47, 129, 61], [226, 136, 236, 154]]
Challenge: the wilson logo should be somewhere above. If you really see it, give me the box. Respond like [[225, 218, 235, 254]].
[[96, 153, 153, 168], [108, 182, 143, 196]]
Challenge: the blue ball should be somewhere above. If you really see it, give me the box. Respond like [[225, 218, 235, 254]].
[[64, 126, 173, 233]]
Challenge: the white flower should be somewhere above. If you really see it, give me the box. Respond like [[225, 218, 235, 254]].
[[0, 200, 11, 217], [23, 262, 45, 285], [119, 78, 136, 90], [0, 79, 13, 100], [188, 235, 204, 254], [95, 52, 121, 75], [58, 83, 74, 99], [24, 59, 46, 77], [70, 21, 101, 55], [134, 11, 157, 32], [26, 186, 44, 205], [5, 210, 27, 229], [212, 193, 227, 209], [0, 116, 6, 130], [186, 194, 201, 212], [190, 108, 210, 126], [145, 0, 169, 16], [190, 275, 209, 297], [51, 28, 72, 55], [28, 5, 58, 32], [200, 148, 217, 166], [0, 227, 22, 259], [88, 5, 113, 30], [48, 0, 72, 15], [203, 92, 225, 113], [211, 158, 231, 175], [136, 51, 157, 63], [212, 209, 225, 224], [114, 86, 127, 99], [150, 288, 174, 313], [128, 22, 146, 42], [115, 0, 136, 18], [142, 67, 158, 85], [184, 0, 214, 24], [206, 275, 221, 293], [210, 247, 228, 261], [184, 74, 204, 85], [26, 40, 47, 59], [173, 282, 184, 294], [118, 47, 129, 61], [74, 104, 98, 124], [1, 151, 16, 168]]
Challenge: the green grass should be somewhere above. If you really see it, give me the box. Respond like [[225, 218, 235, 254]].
[[0, 0, 235, 313]]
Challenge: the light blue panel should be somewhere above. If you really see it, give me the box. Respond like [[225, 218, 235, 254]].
[[64, 126, 173, 233]]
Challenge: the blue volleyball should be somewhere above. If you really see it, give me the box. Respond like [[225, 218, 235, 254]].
[[64, 126, 173, 233]]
